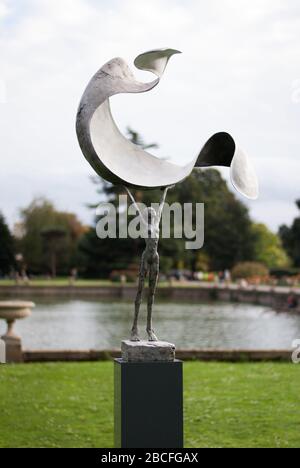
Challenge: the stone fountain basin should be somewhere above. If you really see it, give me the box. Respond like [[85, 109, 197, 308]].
[[0, 301, 35, 320]]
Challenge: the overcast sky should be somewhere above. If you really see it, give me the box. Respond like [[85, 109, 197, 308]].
[[0, 0, 300, 231]]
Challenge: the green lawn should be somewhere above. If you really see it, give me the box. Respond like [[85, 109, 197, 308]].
[[0, 278, 199, 288], [0, 362, 299, 448], [1, 278, 300, 290], [0, 278, 119, 287]]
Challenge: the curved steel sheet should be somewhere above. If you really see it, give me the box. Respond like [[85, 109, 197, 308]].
[[76, 49, 258, 199]]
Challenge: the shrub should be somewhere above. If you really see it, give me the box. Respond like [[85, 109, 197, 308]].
[[231, 262, 269, 281]]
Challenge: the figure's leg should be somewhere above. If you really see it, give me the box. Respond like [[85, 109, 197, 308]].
[[147, 254, 159, 341], [131, 253, 148, 341]]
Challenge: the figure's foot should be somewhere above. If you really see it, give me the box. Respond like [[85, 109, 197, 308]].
[[130, 328, 141, 342], [147, 329, 158, 342]]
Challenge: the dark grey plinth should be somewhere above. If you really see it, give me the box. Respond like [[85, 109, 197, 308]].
[[114, 359, 183, 448]]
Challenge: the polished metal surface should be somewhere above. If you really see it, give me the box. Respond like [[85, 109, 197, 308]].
[[76, 48, 259, 199]]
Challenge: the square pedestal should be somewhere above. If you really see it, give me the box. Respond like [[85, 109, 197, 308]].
[[1, 336, 23, 363], [121, 340, 176, 362], [114, 359, 183, 448]]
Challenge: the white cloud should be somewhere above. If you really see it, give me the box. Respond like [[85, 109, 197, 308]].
[[0, 0, 300, 231], [0, 0, 11, 20]]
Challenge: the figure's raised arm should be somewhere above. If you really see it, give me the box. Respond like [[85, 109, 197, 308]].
[[157, 185, 175, 222], [125, 187, 148, 228]]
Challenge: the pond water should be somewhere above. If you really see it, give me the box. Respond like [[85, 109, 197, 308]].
[[1, 298, 300, 350]]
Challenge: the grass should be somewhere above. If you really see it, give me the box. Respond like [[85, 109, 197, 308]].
[[0, 278, 208, 288], [0, 362, 299, 448], [1, 278, 299, 290], [0, 278, 201, 288], [0, 278, 119, 287]]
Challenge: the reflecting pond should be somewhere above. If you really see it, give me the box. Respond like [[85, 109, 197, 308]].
[[1, 298, 300, 350]]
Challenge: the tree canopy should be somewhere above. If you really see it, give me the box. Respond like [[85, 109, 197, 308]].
[[19, 198, 86, 276], [279, 200, 300, 267], [252, 223, 290, 270], [0, 212, 15, 276]]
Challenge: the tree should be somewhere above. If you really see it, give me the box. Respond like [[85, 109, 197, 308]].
[[167, 169, 256, 271], [41, 227, 67, 278], [19, 198, 86, 276], [0, 213, 15, 276], [126, 127, 158, 151], [79, 130, 257, 277], [252, 223, 290, 269], [279, 200, 300, 267]]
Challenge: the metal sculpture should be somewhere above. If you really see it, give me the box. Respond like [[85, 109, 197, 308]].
[[126, 186, 173, 341], [76, 48, 259, 342]]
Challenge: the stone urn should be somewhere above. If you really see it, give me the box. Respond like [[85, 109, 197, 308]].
[[0, 301, 35, 363]]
